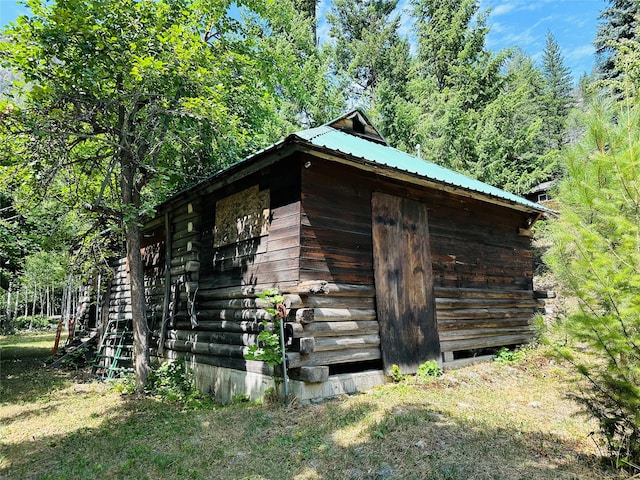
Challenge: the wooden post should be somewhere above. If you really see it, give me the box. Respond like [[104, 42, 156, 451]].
[[159, 211, 172, 356], [52, 319, 63, 356]]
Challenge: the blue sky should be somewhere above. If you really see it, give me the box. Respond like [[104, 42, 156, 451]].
[[316, 0, 604, 82], [0, 0, 26, 27], [479, 0, 603, 79], [2, 0, 604, 81]]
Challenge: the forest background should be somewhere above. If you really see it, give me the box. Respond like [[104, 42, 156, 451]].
[[0, 0, 604, 315], [0, 0, 639, 470]]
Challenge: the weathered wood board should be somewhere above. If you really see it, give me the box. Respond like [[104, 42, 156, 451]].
[[372, 192, 440, 374]]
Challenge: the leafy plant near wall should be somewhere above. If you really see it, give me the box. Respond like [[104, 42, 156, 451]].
[[144, 359, 211, 409], [416, 360, 443, 378], [494, 347, 525, 364], [245, 289, 285, 368], [390, 364, 404, 382]]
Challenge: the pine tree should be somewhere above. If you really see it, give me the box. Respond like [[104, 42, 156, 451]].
[[405, 0, 507, 175], [541, 31, 574, 149], [546, 98, 640, 469], [474, 50, 555, 195], [594, 0, 639, 82], [327, 0, 410, 109], [411, 0, 503, 102]]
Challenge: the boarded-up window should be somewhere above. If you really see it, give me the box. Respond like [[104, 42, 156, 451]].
[[214, 185, 270, 248]]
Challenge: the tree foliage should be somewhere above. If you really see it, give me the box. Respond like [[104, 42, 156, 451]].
[[594, 0, 639, 83], [541, 31, 574, 149], [372, 0, 566, 194], [0, 0, 314, 390], [545, 98, 640, 469], [248, 1, 345, 128], [327, 0, 410, 110]]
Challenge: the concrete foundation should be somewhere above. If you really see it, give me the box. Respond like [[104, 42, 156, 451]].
[[189, 361, 388, 403]]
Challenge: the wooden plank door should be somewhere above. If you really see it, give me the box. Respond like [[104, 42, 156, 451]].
[[372, 192, 440, 374]]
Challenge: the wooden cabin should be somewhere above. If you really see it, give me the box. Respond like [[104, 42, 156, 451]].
[[109, 110, 550, 402]]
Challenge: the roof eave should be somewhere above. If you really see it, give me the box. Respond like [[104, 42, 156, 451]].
[[294, 141, 553, 216], [152, 132, 554, 220], [152, 136, 300, 215]]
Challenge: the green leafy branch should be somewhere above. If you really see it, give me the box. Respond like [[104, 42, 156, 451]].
[[245, 289, 285, 367]]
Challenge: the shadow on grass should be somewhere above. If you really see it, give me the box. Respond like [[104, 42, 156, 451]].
[[0, 333, 76, 404], [342, 402, 607, 480], [0, 336, 618, 480], [0, 395, 615, 480]]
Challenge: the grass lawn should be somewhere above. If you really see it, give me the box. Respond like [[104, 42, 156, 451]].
[[0, 332, 625, 480]]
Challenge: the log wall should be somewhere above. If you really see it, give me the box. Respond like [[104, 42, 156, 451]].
[[143, 158, 306, 374], [297, 158, 537, 364], [107, 258, 132, 324], [296, 161, 381, 376], [95, 257, 134, 374], [134, 152, 539, 385]]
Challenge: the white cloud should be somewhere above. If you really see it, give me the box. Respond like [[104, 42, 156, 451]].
[[566, 44, 595, 62], [396, 0, 414, 40], [491, 4, 516, 17]]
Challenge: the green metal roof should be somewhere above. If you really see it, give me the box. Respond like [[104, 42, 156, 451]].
[[291, 124, 551, 214], [161, 110, 551, 216]]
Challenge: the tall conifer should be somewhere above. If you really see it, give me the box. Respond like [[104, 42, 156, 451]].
[[594, 0, 639, 82]]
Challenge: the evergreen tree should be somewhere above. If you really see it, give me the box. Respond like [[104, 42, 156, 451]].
[[327, 0, 410, 109], [546, 38, 640, 470], [541, 31, 574, 150], [546, 98, 640, 470], [411, 0, 504, 102], [474, 50, 555, 194], [594, 0, 639, 83], [406, 0, 507, 176]]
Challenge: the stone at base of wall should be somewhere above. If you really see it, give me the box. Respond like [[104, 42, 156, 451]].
[[189, 361, 388, 404]]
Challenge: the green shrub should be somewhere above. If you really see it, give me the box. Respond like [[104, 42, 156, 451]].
[[15, 315, 57, 331], [145, 359, 212, 409], [494, 347, 524, 364], [390, 364, 404, 382], [244, 289, 285, 368], [58, 346, 91, 370], [110, 374, 136, 395], [416, 360, 442, 378]]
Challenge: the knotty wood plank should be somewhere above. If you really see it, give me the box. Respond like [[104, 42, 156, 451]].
[[285, 348, 381, 368], [303, 320, 379, 337], [439, 333, 535, 352], [434, 287, 534, 299], [295, 307, 377, 322]]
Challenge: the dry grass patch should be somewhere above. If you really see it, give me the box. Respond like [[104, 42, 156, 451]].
[[0, 333, 626, 480]]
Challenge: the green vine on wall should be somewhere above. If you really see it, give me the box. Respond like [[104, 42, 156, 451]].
[[244, 289, 285, 367]]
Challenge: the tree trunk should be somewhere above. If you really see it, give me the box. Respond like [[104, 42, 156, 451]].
[[13, 286, 18, 324], [126, 221, 150, 392], [121, 158, 150, 392], [5, 281, 12, 335], [64, 274, 72, 328], [23, 288, 28, 321]]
